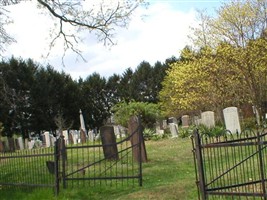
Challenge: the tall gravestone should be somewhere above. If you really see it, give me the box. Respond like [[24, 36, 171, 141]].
[[223, 107, 241, 133], [8, 138, 15, 152], [80, 129, 87, 144], [62, 130, 69, 145], [18, 137, 24, 150], [44, 131, 51, 147], [128, 116, 148, 162], [201, 111, 215, 128], [100, 125, 119, 160]]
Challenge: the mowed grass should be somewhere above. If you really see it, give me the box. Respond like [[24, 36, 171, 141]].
[[0, 138, 198, 200]]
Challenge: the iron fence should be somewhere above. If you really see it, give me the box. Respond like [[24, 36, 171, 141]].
[[192, 128, 267, 200]]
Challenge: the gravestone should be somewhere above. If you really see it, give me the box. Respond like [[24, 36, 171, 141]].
[[155, 121, 164, 135], [80, 129, 87, 144], [223, 107, 241, 133], [201, 111, 215, 128], [18, 137, 24, 150], [192, 116, 201, 126], [100, 125, 119, 160], [8, 138, 15, 152], [15, 138, 20, 150], [44, 131, 51, 147], [62, 130, 69, 145], [0, 140, 4, 152], [128, 116, 148, 162], [169, 117, 178, 138], [50, 135, 56, 146], [88, 130, 94, 141], [28, 140, 35, 149], [181, 115, 190, 127], [162, 120, 168, 129], [24, 138, 29, 149]]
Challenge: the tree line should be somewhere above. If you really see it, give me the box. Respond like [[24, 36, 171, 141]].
[[0, 56, 177, 137]]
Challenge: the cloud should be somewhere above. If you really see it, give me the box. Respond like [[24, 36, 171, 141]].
[[3, 1, 197, 80]]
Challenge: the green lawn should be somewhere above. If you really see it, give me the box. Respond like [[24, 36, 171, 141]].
[[0, 138, 198, 200]]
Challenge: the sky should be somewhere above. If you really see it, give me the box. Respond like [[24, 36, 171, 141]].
[[2, 0, 224, 80]]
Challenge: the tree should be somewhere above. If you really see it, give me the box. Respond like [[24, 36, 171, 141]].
[[80, 73, 109, 130], [0, 57, 37, 137], [188, 0, 267, 124], [112, 101, 161, 128], [0, 0, 145, 58]]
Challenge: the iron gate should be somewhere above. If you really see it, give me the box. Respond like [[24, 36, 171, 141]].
[[192, 128, 267, 199], [59, 123, 144, 189]]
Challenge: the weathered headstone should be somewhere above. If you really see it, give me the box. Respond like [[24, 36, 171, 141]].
[[28, 140, 35, 149], [88, 130, 94, 141], [8, 138, 15, 152], [62, 130, 69, 145], [44, 131, 51, 147], [0, 140, 4, 152], [223, 107, 241, 133], [128, 116, 148, 162], [100, 125, 119, 160], [15, 138, 20, 150], [162, 120, 168, 129], [169, 117, 178, 138], [50, 135, 56, 146], [80, 129, 87, 144], [181, 115, 190, 128], [18, 137, 24, 150], [24, 138, 29, 149], [201, 111, 215, 128], [192, 116, 201, 126], [155, 121, 164, 135]]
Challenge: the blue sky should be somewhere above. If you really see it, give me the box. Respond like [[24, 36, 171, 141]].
[[3, 0, 224, 80]]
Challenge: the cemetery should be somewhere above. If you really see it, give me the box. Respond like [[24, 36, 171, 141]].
[[1, 0, 267, 199], [1, 102, 267, 199]]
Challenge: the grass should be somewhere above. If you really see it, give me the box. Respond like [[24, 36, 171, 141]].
[[0, 137, 198, 200]]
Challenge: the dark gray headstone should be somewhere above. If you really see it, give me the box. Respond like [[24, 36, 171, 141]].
[[100, 126, 119, 160], [8, 138, 15, 152], [80, 129, 87, 144], [128, 116, 147, 163], [0, 140, 4, 152]]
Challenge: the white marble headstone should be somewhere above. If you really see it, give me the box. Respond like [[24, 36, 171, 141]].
[[223, 107, 241, 133], [201, 111, 215, 128], [44, 131, 51, 147]]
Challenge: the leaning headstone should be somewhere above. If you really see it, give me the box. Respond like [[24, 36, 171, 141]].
[[44, 131, 51, 147], [100, 125, 119, 160], [201, 111, 215, 128], [80, 129, 87, 144], [181, 115, 190, 128], [18, 137, 24, 150], [168, 117, 178, 138], [128, 116, 148, 162], [223, 107, 241, 133]]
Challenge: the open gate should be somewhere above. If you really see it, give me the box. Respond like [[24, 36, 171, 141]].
[[58, 118, 145, 189], [192, 128, 267, 199]]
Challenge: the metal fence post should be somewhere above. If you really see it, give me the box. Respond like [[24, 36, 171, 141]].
[[59, 134, 67, 189], [138, 115, 143, 187], [194, 129, 207, 200], [54, 139, 59, 195]]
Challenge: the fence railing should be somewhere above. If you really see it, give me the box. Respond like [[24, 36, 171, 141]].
[[0, 117, 145, 195], [192, 128, 267, 200]]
